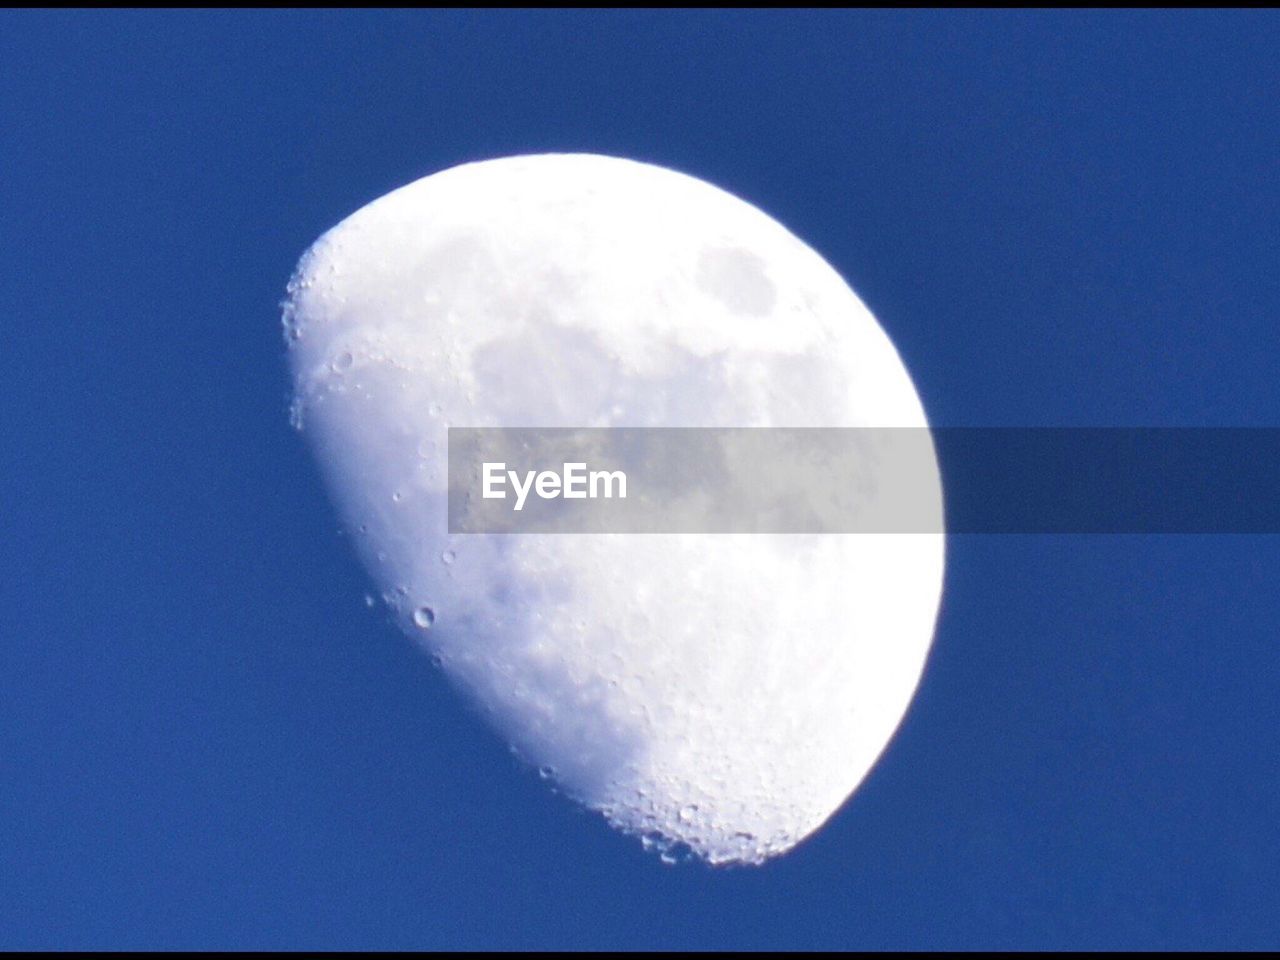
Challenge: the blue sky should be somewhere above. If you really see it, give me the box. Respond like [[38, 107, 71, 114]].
[[3, 9, 1279, 949]]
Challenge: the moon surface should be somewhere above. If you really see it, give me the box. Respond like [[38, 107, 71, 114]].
[[284, 153, 944, 864]]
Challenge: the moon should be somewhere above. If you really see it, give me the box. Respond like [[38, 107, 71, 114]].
[[284, 154, 944, 865]]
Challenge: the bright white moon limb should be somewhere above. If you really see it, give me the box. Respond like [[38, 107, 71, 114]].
[[284, 154, 944, 865]]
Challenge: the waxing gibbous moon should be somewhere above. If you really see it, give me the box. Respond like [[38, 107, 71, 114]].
[[284, 153, 944, 865]]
